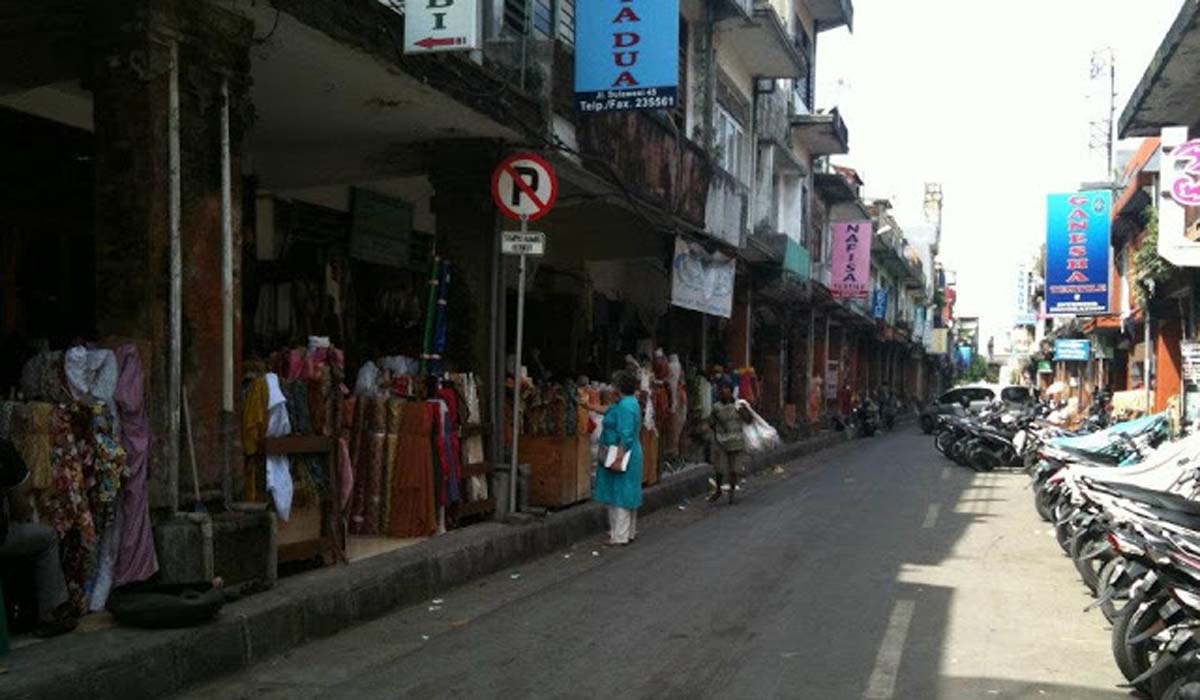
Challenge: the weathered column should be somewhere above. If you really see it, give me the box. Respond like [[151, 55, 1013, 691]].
[[90, 1, 251, 509], [724, 276, 751, 369], [427, 140, 504, 457], [804, 308, 815, 421]]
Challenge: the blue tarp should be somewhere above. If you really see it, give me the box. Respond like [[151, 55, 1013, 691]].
[[1049, 413, 1166, 457]]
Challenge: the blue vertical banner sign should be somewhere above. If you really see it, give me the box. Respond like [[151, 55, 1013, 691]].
[[872, 289, 888, 319], [574, 0, 679, 113], [1045, 190, 1112, 315]]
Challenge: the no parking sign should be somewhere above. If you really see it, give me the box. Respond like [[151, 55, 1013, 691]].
[[491, 153, 558, 221]]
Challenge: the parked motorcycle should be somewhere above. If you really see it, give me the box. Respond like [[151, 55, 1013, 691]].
[[851, 399, 879, 438], [1016, 418, 1200, 699]]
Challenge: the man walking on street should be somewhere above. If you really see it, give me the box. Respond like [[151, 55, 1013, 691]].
[[709, 382, 752, 504]]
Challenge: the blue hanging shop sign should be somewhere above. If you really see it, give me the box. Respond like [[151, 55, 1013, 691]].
[[575, 0, 679, 113], [1045, 190, 1111, 315]]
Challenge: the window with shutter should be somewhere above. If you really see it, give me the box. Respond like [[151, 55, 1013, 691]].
[[557, 0, 576, 45], [671, 18, 689, 130]]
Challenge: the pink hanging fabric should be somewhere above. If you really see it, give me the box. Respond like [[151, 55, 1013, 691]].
[[112, 344, 159, 587]]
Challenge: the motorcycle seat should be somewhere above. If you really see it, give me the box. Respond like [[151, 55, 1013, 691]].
[[1092, 480, 1200, 516], [1141, 502, 1200, 533]]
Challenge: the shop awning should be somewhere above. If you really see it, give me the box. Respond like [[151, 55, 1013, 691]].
[[1119, 1, 1200, 137]]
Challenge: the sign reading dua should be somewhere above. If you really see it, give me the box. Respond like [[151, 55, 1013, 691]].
[[575, 0, 679, 113]]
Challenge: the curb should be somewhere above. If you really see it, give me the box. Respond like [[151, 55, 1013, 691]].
[[0, 428, 864, 700]]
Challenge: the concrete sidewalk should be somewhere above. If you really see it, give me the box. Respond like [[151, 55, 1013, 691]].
[[0, 428, 861, 700]]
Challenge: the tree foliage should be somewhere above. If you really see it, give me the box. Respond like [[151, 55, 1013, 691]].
[[961, 354, 989, 382], [1133, 207, 1174, 306]]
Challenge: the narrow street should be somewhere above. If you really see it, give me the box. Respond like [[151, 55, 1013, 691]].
[[179, 430, 1125, 700]]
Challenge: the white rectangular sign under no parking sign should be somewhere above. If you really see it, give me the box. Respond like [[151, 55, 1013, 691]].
[[502, 231, 545, 256]]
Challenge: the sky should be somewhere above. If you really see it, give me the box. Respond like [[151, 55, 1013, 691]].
[[816, 0, 1187, 351]]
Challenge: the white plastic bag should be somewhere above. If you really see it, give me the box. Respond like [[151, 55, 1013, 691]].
[[738, 400, 781, 453]]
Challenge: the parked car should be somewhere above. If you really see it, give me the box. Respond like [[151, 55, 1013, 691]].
[[918, 384, 1032, 433]]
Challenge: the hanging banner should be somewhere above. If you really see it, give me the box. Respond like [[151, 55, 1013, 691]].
[[670, 237, 735, 318], [1046, 190, 1111, 315], [1014, 264, 1036, 325], [575, 0, 679, 114], [931, 329, 949, 354], [830, 221, 874, 299], [955, 345, 972, 370], [871, 288, 888, 319], [1053, 338, 1091, 362]]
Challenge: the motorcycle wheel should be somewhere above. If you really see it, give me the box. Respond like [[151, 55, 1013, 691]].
[[934, 430, 954, 456], [1069, 527, 1112, 596], [1054, 515, 1075, 555], [1097, 556, 1132, 624], [1153, 661, 1197, 700], [971, 451, 999, 473], [1112, 596, 1172, 693], [1162, 669, 1200, 700], [953, 441, 974, 468], [1032, 485, 1055, 522]]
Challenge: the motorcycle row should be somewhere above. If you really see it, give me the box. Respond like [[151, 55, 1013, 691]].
[[1020, 408, 1200, 699]]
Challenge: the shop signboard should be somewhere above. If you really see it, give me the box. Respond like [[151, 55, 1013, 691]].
[[1182, 340, 1200, 382], [671, 237, 735, 318], [401, 0, 480, 54], [830, 221, 874, 300], [1037, 360, 1053, 374], [825, 360, 839, 398], [575, 0, 678, 114], [871, 288, 888, 319], [1184, 339, 1200, 424], [931, 328, 949, 354], [1159, 127, 1200, 268], [955, 345, 972, 370], [501, 231, 545, 256], [1014, 264, 1036, 325], [349, 188, 413, 268], [1053, 339, 1091, 362], [1045, 190, 1111, 315]]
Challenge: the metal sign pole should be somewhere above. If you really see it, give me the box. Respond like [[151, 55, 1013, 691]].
[[510, 215, 528, 514]]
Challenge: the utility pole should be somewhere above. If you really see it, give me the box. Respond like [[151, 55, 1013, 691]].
[[1089, 48, 1117, 179]]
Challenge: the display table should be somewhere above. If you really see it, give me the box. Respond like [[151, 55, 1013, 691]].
[[524, 435, 592, 508], [641, 429, 659, 486], [262, 435, 344, 565]]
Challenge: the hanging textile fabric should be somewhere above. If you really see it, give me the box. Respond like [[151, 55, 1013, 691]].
[[388, 401, 437, 537], [429, 260, 451, 376], [112, 344, 158, 588], [264, 373, 294, 521], [434, 385, 462, 506]]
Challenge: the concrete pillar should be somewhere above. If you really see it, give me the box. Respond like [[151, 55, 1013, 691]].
[[90, 2, 252, 508], [427, 140, 504, 446], [804, 308, 815, 421], [725, 276, 751, 368]]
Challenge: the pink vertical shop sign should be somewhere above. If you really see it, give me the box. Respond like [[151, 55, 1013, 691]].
[[830, 221, 874, 299]]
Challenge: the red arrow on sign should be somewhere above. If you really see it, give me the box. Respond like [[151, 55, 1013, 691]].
[[414, 36, 465, 49]]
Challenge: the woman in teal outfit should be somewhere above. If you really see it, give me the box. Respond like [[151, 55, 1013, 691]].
[[593, 370, 643, 546]]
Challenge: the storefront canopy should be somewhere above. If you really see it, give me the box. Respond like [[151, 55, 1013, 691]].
[[1120, 1, 1200, 137]]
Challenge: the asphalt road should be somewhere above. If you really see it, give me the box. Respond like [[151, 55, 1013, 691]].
[[179, 430, 1130, 700]]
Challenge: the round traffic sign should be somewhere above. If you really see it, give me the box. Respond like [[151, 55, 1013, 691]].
[[491, 153, 558, 221]]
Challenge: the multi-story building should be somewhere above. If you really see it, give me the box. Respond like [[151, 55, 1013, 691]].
[[0, 0, 899, 585]]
